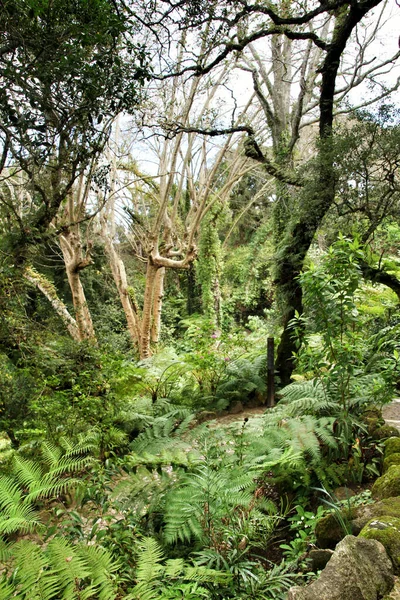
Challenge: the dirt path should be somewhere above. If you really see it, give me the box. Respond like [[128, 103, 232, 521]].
[[208, 399, 400, 432], [207, 406, 266, 428], [383, 399, 400, 430]]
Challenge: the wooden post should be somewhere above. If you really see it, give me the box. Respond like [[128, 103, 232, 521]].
[[267, 337, 275, 408]]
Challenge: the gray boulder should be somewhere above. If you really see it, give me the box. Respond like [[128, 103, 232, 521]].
[[287, 535, 394, 600]]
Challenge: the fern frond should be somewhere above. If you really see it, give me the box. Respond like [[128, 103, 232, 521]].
[[12, 539, 59, 599], [0, 477, 43, 534], [40, 441, 62, 469], [0, 476, 23, 511], [47, 537, 91, 582], [135, 537, 165, 583], [9, 538, 119, 600], [0, 507, 43, 535], [0, 580, 15, 600], [76, 544, 119, 600], [182, 565, 231, 584]]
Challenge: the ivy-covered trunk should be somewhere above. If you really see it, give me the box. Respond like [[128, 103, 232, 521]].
[[24, 267, 80, 341]]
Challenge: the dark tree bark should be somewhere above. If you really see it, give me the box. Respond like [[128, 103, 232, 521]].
[[274, 0, 384, 386], [359, 261, 400, 302]]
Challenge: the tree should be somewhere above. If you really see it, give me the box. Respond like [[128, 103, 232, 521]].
[[100, 55, 255, 358], [0, 0, 149, 264], [154, 0, 400, 384]]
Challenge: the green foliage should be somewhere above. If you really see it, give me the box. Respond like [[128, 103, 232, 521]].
[[196, 203, 227, 327], [0, 538, 119, 599], [280, 504, 325, 560], [163, 461, 274, 546], [128, 537, 229, 600], [0, 438, 93, 536], [222, 222, 274, 325]]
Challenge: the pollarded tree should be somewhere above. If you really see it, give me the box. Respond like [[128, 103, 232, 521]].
[[100, 55, 256, 358]]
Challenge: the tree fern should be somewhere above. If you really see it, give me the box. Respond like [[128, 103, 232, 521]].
[[163, 463, 267, 545], [216, 355, 267, 402]]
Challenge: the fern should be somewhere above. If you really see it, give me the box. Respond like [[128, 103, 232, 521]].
[[216, 355, 267, 401], [163, 463, 265, 545], [0, 439, 93, 536], [276, 379, 336, 416], [126, 537, 229, 600], [130, 412, 195, 455], [0, 476, 43, 534], [3, 538, 119, 599]]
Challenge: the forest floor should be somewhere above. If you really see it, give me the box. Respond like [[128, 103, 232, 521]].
[[209, 397, 400, 431], [382, 398, 400, 430]]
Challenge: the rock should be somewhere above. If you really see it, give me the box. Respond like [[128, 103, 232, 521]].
[[360, 517, 400, 574], [315, 509, 355, 549], [382, 576, 400, 599], [363, 406, 383, 420], [229, 401, 244, 414], [307, 548, 334, 571], [333, 486, 355, 501], [384, 454, 400, 473], [287, 535, 394, 600], [372, 466, 400, 500], [375, 426, 400, 441], [385, 438, 400, 458], [352, 498, 400, 534], [364, 417, 380, 434]]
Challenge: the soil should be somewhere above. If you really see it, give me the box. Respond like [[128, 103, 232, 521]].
[[207, 398, 400, 431], [382, 399, 400, 429]]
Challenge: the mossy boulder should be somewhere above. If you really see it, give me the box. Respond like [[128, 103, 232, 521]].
[[315, 509, 355, 549], [360, 516, 400, 574], [372, 466, 400, 500], [384, 454, 400, 474], [382, 576, 400, 599], [364, 417, 381, 435], [288, 535, 393, 600], [385, 438, 400, 458], [352, 498, 400, 534], [363, 406, 383, 420], [375, 426, 400, 441]]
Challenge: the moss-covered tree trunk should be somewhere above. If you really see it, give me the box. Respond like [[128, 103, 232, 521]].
[[274, 0, 382, 385]]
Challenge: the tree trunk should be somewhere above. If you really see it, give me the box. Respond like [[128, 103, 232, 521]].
[[140, 262, 159, 359], [273, 0, 381, 386], [104, 238, 142, 346], [66, 268, 96, 341], [24, 268, 80, 341], [359, 261, 400, 302], [59, 232, 96, 342], [151, 267, 165, 344]]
